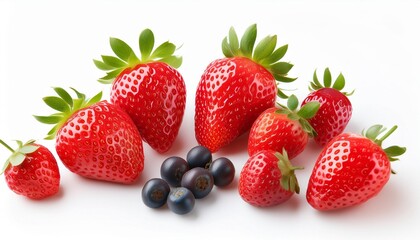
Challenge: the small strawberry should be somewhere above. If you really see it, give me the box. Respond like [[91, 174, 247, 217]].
[[35, 88, 144, 184], [301, 68, 353, 146], [248, 95, 320, 159], [1, 139, 60, 199], [306, 125, 406, 211], [239, 149, 302, 207], [195, 24, 296, 152], [94, 29, 186, 153]]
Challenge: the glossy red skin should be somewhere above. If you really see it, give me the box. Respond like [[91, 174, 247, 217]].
[[4, 144, 60, 200], [248, 107, 308, 159], [239, 150, 294, 207], [56, 101, 144, 184], [111, 62, 186, 153], [306, 133, 391, 211], [195, 57, 276, 152], [302, 88, 352, 146]]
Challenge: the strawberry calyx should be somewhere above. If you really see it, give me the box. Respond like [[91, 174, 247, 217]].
[[362, 125, 406, 163], [275, 149, 303, 194], [222, 24, 295, 98], [34, 88, 102, 140], [0, 139, 39, 174], [309, 68, 354, 96], [94, 28, 182, 84], [277, 94, 320, 137]]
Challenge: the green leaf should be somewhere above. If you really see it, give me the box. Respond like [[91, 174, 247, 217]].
[[70, 88, 86, 100], [43, 96, 70, 113], [364, 125, 385, 141], [333, 73, 345, 91], [253, 35, 277, 61], [33, 115, 62, 124], [277, 88, 289, 99], [312, 69, 322, 88], [19, 145, 39, 154], [240, 24, 257, 58], [270, 62, 293, 75], [1, 160, 10, 174], [261, 44, 288, 65], [228, 27, 239, 55], [45, 125, 59, 140], [139, 28, 155, 60], [384, 146, 406, 157], [53, 87, 73, 107], [298, 101, 320, 119], [9, 153, 25, 166], [98, 68, 123, 82], [287, 94, 299, 111], [151, 41, 176, 59], [160, 56, 182, 69], [299, 118, 317, 137], [323, 68, 332, 88], [93, 59, 114, 71], [87, 91, 102, 106], [109, 37, 138, 62], [101, 55, 127, 68], [274, 74, 297, 83], [222, 37, 234, 58]]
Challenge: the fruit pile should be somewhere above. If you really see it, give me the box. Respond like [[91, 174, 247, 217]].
[[142, 146, 235, 214], [1, 24, 405, 214]]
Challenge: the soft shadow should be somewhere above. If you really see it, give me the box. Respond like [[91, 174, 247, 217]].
[[218, 131, 250, 156]]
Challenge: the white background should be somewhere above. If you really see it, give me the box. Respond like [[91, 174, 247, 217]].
[[1, 0, 419, 239]]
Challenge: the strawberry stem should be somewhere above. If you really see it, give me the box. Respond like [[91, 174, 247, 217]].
[[0, 139, 14, 153], [377, 125, 398, 146]]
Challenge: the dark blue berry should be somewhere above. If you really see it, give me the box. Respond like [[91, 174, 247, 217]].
[[142, 178, 170, 209], [186, 145, 212, 169], [160, 156, 189, 187], [181, 167, 214, 199], [167, 187, 195, 215], [209, 157, 235, 187]]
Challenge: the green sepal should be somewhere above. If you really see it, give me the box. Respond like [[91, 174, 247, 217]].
[[275, 149, 303, 193], [95, 28, 182, 84], [362, 125, 406, 164], [35, 88, 102, 140], [274, 75, 297, 83], [270, 62, 294, 75], [260, 44, 288, 65], [139, 29, 155, 60], [277, 87, 289, 99], [253, 35, 277, 61], [240, 24, 257, 58], [309, 68, 354, 96], [228, 27, 239, 55], [275, 95, 319, 137], [0, 139, 39, 175]]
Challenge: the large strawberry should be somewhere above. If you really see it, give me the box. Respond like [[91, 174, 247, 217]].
[[35, 88, 144, 184], [248, 95, 320, 159], [94, 29, 186, 153], [301, 68, 353, 146], [239, 149, 302, 207], [306, 125, 406, 211], [195, 24, 296, 152], [1, 139, 60, 199]]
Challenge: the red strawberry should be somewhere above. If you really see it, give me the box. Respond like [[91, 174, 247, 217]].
[[1, 140, 60, 199], [248, 95, 320, 159], [195, 24, 296, 152], [302, 68, 353, 146], [239, 149, 302, 207], [94, 29, 186, 153], [306, 125, 406, 211], [35, 88, 144, 184]]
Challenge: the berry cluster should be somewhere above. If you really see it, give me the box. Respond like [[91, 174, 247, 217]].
[[142, 146, 235, 214]]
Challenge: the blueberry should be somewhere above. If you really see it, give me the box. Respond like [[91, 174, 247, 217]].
[[181, 167, 214, 199], [142, 178, 170, 209], [167, 187, 195, 215], [186, 145, 212, 169], [160, 156, 190, 187], [209, 157, 235, 187]]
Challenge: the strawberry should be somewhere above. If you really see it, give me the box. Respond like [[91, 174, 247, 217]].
[[301, 68, 353, 146], [35, 88, 144, 184], [306, 125, 406, 211], [1, 140, 60, 199], [195, 24, 296, 152], [248, 95, 320, 159], [94, 29, 186, 153], [239, 149, 302, 207]]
